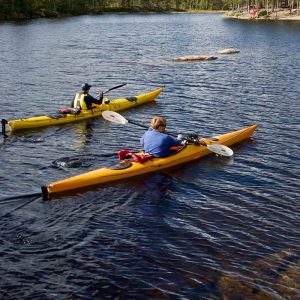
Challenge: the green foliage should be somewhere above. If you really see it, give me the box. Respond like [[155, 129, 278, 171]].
[[0, 0, 227, 20], [258, 10, 268, 17], [1, 0, 295, 19]]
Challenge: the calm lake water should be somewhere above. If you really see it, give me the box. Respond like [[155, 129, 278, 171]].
[[0, 13, 299, 299]]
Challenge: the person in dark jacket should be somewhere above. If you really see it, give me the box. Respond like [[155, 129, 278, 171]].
[[140, 116, 182, 157], [71, 83, 104, 110]]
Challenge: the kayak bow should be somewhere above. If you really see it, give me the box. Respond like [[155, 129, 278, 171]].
[[42, 124, 257, 200]]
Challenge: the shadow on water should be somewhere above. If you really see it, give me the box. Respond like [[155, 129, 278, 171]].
[[51, 152, 117, 169]]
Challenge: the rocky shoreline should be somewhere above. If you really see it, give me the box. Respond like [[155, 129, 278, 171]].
[[224, 9, 300, 21]]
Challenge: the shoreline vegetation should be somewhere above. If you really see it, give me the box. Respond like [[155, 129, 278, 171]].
[[0, 0, 299, 22], [0, 1, 223, 21]]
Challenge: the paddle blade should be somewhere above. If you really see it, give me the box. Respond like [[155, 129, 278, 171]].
[[207, 144, 233, 157], [102, 111, 128, 125]]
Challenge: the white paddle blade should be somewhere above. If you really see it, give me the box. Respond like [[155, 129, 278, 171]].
[[207, 144, 233, 157], [102, 111, 128, 125]]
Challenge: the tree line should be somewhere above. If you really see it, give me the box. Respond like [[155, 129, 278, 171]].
[[0, 0, 222, 20], [0, 0, 298, 20], [225, 0, 300, 14]]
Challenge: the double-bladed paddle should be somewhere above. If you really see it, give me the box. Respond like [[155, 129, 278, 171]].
[[102, 111, 233, 157]]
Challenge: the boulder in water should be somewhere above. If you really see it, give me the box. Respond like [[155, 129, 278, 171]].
[[217, 48, 240, 54], [173, 55, 218, 62]]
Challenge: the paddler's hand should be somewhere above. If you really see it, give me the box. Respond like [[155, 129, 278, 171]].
[[177, 134, 184, 141], [181, 139, 189, 145], [97, 90, 104, 96], [198, 138, 207, 146]]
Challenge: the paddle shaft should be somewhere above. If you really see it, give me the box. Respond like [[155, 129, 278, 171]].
[[126, 118, 182, 137], [127, 119, 149, 130], [103, 83, 127, 95]]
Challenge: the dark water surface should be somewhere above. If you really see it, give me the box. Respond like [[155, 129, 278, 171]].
[[0, 14, 299, 299]]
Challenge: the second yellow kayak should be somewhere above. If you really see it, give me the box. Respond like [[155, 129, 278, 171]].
[[4, 88, 163, 132]]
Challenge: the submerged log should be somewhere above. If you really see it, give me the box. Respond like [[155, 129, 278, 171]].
[[217, 48, 240, 54], [173, 55, 218, 62]]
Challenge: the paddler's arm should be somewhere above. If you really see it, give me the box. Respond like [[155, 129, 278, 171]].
[[96, 90, 104, 104], [167, 135, 182, 147], [87, 92, 104, 109]]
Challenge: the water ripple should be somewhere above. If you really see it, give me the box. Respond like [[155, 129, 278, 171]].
[[0, 13, 300, 299]]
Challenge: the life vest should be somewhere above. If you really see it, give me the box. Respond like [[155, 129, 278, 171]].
[[73, 93, 88, 110]]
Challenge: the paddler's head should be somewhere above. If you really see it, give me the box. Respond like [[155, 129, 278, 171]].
[[82, 83, 92, 93], [151, 116, 166, 133]]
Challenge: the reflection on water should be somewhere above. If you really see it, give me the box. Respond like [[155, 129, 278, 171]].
[[71, 121, 95, 150], [0, 13, 300, 299]]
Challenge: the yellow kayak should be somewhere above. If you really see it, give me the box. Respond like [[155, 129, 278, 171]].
[[42, 124, 257, 200], [3, 88, 163, 132]]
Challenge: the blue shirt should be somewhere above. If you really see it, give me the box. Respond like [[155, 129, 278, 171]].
[[140, 128, 182, 157]]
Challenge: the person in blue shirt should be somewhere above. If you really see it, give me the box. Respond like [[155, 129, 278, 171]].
[[140, 116, 182, 158], [71, 83, 104, 110]]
